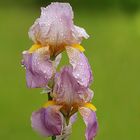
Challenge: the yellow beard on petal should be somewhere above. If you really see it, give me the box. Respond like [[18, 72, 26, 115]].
[[28, 43, 85, 57], [83, 102, 97, 111], [28, 44, 42, 53], [72, 44, 85, 52], [43, 100, 56, 108]]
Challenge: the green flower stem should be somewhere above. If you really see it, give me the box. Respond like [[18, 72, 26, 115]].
[[48, 92, 52, 100], [52, 135, 56, 140]]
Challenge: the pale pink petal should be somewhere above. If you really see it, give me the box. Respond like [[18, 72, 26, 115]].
[[79, 107, 98, 140], [31, 106, 63, 137], [53, 66, 93, 106], [28, 2, 89, 47], [72, 25, 89, 43], [66, 47, 93, 87], [22, 47, 54, 88], [29, 3, 73, 46]]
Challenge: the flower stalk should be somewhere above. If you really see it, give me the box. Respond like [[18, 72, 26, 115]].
[[52, 136, 56, 140]]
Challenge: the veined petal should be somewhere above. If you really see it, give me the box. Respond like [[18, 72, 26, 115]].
[[22, 47, 54, 88], [66, 47, 93, 87], [31, 105, 63, 137], [29, 3, 73, 46], [53, 66, 92, 106], [28, 2, 89, 54], [79, 107, 98, 140]]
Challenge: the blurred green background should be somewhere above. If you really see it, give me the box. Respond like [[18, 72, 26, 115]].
[[0, 0, 140, 140]]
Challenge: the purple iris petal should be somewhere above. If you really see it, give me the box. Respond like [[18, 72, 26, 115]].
[[66, 47, 93, 87], [28, 2, 89, 47], [54, 66, 93, 106], [31, 106, 63, 137], [79, 107, 98, 140], [22, 47, 54, 88]]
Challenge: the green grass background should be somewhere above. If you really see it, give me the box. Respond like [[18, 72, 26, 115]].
[[0, 1, 140, 140]]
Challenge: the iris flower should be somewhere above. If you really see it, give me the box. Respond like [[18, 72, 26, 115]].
[[28, 2, 89, 56], [22, 2, 89, 88], [31, 48, 98, 140], [22, 2, 98, 140]]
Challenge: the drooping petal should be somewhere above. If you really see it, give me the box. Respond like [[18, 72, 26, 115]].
[[53, 66, 93, 106], [66, 47, 93, 87], [22, 47, 54, 88], [79, 107, 98, 140], [31, 105, 63, 137], [28, 2, 89, 48]]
